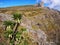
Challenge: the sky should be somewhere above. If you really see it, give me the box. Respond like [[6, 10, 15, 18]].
[[0, 0, 60, 11], [0, 0, 36, 8]]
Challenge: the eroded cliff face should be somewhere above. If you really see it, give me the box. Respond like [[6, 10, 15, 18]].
[[0, 7, 60, 45]]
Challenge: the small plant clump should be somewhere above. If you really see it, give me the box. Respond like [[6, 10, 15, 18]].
[[3, 13, 30, 45]]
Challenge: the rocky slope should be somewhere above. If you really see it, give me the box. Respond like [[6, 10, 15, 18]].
[[0, 6, 60, 45]]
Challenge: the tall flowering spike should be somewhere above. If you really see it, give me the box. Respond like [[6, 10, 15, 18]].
[[40, 0, 44, 7], [36, 0, 44, 7]]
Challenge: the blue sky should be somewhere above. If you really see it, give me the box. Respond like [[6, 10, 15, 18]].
[[0, 0, 36, 8], [0, 0, 60, 11]]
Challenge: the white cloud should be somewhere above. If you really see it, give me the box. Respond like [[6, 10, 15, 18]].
[[43, 0, 60, 11], [37, 0, 60, 11]]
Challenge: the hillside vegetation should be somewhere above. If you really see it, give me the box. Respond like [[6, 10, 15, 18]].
[[0, 5, 60, 45]]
